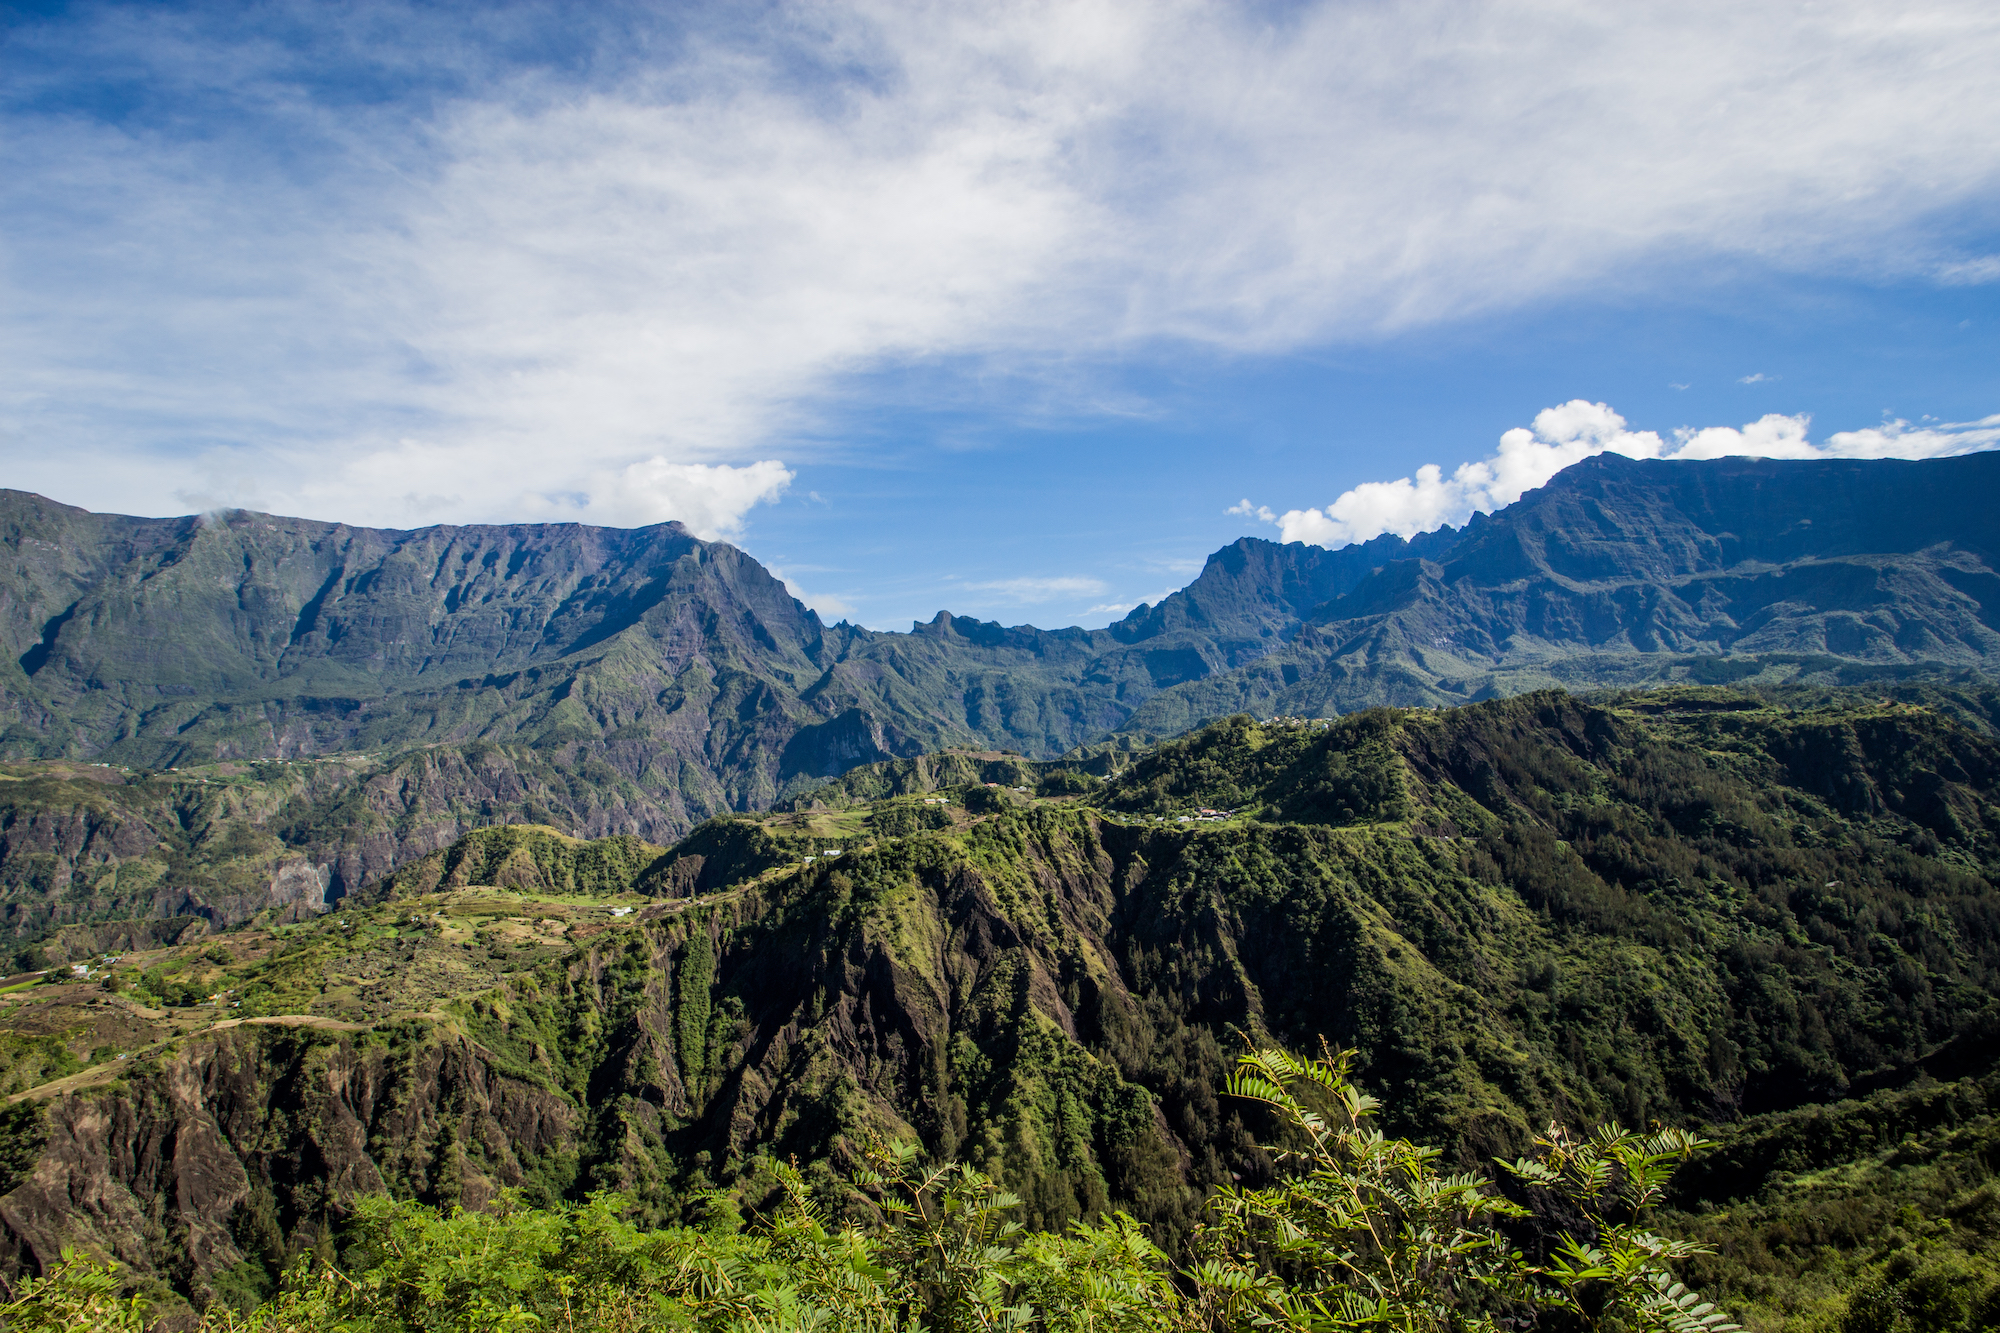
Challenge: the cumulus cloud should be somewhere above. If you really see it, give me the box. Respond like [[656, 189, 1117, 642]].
[[1247, 402, 2000, 548], [3, 1, 2000, 528], [585, 459, 794, 536]]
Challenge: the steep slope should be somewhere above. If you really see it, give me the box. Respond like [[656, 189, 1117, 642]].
[[0, 499, 1458, 930], [0, 746, 721, 940], [4, 685, 1997, 1313], [1665, 1058, 2000, 1331], [0, 496, 855, 801]]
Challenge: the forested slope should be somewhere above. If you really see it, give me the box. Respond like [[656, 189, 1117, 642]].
[[0, 490, 1446, 809], [0, 686, 1994, 1329]]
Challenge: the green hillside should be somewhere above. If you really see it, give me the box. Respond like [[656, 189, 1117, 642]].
[[0, 745, 698, 943], [0, 685, 1994, 1329]]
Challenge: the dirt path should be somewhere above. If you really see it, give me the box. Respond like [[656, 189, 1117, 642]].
[[8, 1013, 372, 1103], [8, 1063, 127, 1102], [206, 1014, 371, 1033]]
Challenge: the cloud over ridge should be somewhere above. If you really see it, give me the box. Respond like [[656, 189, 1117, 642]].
[[1243, 404, 2000, 549]]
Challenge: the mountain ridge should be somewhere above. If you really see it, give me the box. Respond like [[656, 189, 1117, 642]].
[[1113, 451, 2000, 734], [0, 488, 1463, 793], [0, 450, 1994, 930]]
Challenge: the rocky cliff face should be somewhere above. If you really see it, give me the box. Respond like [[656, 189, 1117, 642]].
[[0, 1024, 580, 1307]]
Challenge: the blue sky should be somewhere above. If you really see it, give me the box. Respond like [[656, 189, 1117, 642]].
[[3, 1, 1997, 630]]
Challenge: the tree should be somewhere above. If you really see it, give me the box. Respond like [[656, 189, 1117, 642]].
[[0, 1249, 147, 1333]]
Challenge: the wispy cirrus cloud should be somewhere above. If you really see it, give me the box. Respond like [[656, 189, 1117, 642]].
[[1937, 256, 2000, 285], [1237, 403, 2000, 549], [962, 575, 1109, 604], [3, 0, 2000, 534], [1086, 588, 1180, 617]]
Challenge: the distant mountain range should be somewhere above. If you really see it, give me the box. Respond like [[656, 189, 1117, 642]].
[[1, 450, 1994, 875], [1143, 450, 2000, 728]]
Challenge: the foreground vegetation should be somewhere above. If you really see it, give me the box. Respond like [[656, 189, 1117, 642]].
[[9, 1047, 1743, 1333]]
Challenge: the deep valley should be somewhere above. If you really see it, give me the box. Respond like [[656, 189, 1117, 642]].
[[1, 453, 1999, 1330], [0, 684, 1996, 1328]]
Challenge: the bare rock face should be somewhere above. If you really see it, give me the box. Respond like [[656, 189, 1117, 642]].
[[265, 862, 332, 918]]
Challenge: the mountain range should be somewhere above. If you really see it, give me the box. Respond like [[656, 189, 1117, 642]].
[[0, 450, 1996, 923]]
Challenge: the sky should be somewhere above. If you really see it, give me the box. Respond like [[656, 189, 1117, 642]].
[[2, 1, 1997, 631]]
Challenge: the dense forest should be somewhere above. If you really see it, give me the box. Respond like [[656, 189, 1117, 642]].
[[0, 683, 1996, 1330]]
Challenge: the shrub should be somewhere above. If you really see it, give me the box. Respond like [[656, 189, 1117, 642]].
[[0, 1046, 1738, 1332]]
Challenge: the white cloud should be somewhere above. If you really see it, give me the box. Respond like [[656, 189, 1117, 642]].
[[1086, 587, 1180, 616], [764, 562, 859, 621], [964, 576, 1109, 603], [1249, 402, 2000, 548], [1938, 256, 2000, 284], [3, 1, 2000, 527], [587, 459, 794, 536], [1738, 372, 1773, 384], [1823, 413, 2000, 458], [1668, 414, 1816, 460]]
